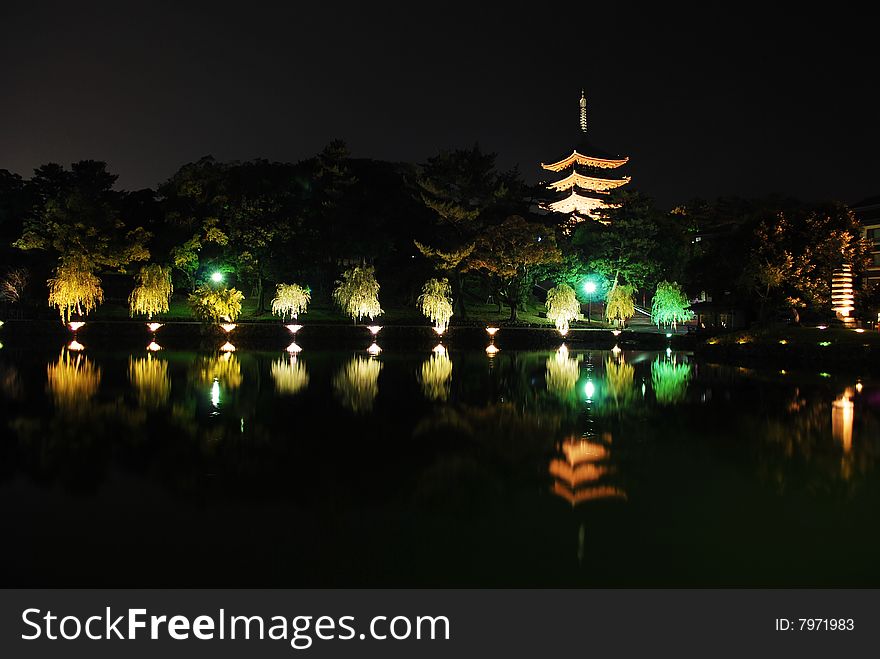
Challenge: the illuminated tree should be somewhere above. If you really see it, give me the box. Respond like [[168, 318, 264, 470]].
[[605, 283, 635, 327], [271, 283, 311, 320], [651, 280, 693, 330], [0, 267, 29, 304], [332, 265, 383, 322], [468, 216, 561, 321], [129, 264, 173, 319], [545, 283, 580, 333], [187, 285, 245, 323], [47, 256, 105, 322], [417, 278, 454, 333]]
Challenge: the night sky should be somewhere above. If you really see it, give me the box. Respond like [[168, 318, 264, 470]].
[[1, 3, 877, 207]]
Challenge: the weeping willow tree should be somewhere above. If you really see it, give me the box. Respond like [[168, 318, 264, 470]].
[[271, 356, 310, 395], [333, 356, 383, 413], [605, 283, 636, 327], [47, 256, 104, 323], [651, 357, 692, 405], [545, 284, 580, 333], [271, 283, 311, 320], [129, 264, 173, 319], [651, 280, 693, 330], [188, 285, 245, 323], [417, 278, 454, 333], [418, 351, 453, 401], [332, 265, 383, 322], [128, 355, 170, 407]]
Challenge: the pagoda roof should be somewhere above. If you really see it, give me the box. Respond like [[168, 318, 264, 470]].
[[547, 170, 631, 193], [547, 190, 616, 216], [542, 137, 628, 172]]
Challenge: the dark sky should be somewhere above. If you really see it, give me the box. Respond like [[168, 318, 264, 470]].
[[1, 2, 877, 207]]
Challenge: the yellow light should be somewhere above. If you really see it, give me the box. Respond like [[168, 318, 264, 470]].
[[855, 381, 863, 393], [433, 326, 444, 336], [367, 325, 382, 336], [147, 341, 162, 352], [285, 324, 303, 334], [557, 343, 569, 356], [68, 339, 85, 351], [486, 327, 499, 336], [780, 369, 786, 375], [485, 344, 499, 355], [220, 323, 237, 333], [147, 322, 163, 333], [854, 328, 866, 333], [779, 339, 788, 345], [367, 342, 382, 356], [219, 341, 236, 352], [285, 342, 302, 354], [817, 325, 828, 330], [69, 322, 85, 332]]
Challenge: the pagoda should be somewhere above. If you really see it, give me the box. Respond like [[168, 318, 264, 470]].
[[541, 90, 630, 226]]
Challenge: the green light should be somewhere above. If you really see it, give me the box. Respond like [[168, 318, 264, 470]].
[[818, 341, 831, 347], [584, 380, 595, 399], [211, 272, 224, 283], [666, 332, 672, 338], [583, 280, 597, 295]]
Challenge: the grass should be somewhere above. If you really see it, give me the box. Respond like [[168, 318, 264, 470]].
[[89, 296, 613, 328]]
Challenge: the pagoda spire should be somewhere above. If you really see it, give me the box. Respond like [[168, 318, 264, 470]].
[[579, 89, 587, 133]]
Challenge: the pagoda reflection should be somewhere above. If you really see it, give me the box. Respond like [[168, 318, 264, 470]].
[[550, 432, 626, 505], [832, 387, 855, 453]]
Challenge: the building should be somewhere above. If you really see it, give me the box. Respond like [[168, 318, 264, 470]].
[[540, 91, 630, 227], [852, 196, 880, 286]]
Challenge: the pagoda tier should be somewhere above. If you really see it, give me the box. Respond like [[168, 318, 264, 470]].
[[540, 91, 630, 224], [541, 149, 629, 172], [546, 170, 631, 193]]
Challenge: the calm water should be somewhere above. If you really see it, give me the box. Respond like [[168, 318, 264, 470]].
[[0, 341, 878, 586]]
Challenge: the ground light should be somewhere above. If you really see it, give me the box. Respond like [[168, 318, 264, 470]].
[[367, 325, 382, 336], [69, 321, 85, 332], [147, 322, 163, 333]]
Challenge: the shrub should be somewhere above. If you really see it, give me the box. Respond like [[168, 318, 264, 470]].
[[187, 285, 245, 323]]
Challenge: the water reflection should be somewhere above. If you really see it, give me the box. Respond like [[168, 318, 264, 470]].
[[545, 345, 580, 404], [651, 355, 691, 404], [47, 348, 101, 407], [128, 354, 170, 407], [419, 350, 452, 402], [333, 355, 382, 413], [832, 387, 854, 453], [271, 355, 310, 396], [550, 433, 627, 505]]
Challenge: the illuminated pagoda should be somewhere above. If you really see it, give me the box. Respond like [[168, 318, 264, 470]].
[[541, 90, 630, 227]]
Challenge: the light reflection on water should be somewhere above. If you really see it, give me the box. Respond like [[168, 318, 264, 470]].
[[0, 344, 878, 587]]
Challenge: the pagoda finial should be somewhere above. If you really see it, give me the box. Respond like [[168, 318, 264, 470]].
[[579, 90, 587, 133]]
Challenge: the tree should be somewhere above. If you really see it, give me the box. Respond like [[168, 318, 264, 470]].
[[651, 280, 693, 330], [0, 268, 29, 304], [414, 145, 526, 318], [48, 255, 105, 322], [187, 285, 245, 323], [332, 265, 383, 322], [129, 264, 173, 319], [545, 284, 580, 333], [605, 283, 636, 327], [417, 278, 454, 333], [271, 283, 311, 320], [468, 216, 561, 321]]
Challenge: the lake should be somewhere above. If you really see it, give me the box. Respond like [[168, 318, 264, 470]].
[[0, 340, 878, 586]]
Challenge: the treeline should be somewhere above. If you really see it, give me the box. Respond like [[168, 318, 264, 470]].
[[0, 141, 875, 326]]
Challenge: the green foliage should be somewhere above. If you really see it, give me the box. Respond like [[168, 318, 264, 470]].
[[413, 241, 475, 271], [332, 265, 383, 322], [605, 284, 636, 326], [129, 264, 173, 319], [417, 278, 454, 332], [651, 280, 693, 329], [545, 284, 580, 333], [187, 285, 245, 323], [468, 216, 561, 321], [651, 358, 692, 405], [271, 283, 311, 320], [47, 256, 104, 322]]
